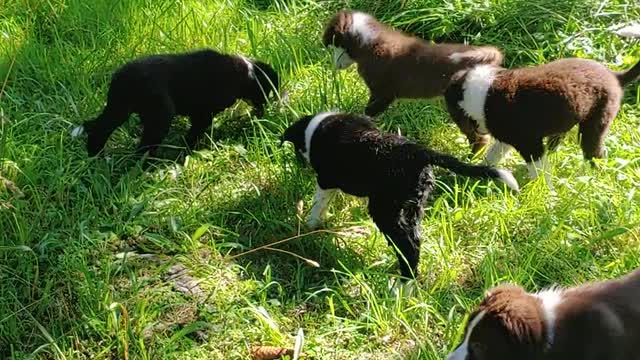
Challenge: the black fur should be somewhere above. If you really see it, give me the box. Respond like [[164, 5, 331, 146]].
[[282, 112, 518, 279], [78, 49, 279, 158]]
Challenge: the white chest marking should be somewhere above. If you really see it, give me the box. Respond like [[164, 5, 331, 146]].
[[303, 112, 336, 162]]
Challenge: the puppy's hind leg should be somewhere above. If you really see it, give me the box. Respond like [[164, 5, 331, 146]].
[[369, 197, 422, 287], [579, 99, 618, 165]]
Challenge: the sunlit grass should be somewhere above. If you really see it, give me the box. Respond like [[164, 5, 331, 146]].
[[1, 0, 639, 359]]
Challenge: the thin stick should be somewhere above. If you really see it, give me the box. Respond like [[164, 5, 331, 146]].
[[227, 229, 337, 260]]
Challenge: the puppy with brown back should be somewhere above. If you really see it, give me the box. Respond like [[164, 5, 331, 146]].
[[447, 269, 640, 360], [322, 10, 503, 118], [444, 25, 640, 188]]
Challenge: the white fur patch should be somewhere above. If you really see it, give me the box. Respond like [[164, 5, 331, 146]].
[[306, 184, 337, 229], [349, 12, 377, 45], [615, 24, 640, 38], [458, 65, 497, 134], [71, 125, 85, 137], [446, 310, 487, 360], [331, 46, 355, 70], [533, 288, 563, 348], [240, 56, 255, 79], [302, 111, 336, 162], [495, 169, 520, 192]]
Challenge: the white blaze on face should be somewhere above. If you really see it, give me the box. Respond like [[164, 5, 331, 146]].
[[331, 46, 355, 70], [458, 65, 497, 134], [447, 310, 487, 360], [302, 111, 337, 162]]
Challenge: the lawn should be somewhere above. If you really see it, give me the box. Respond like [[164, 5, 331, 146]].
[[1, 0, 640, 359]]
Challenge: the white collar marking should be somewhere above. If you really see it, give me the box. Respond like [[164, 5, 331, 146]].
[[458, 64, 497, 134], [240, 56, 254, 79], [349, 12, 377, 45], [533, 287, 563, 349], [303, 112, 337, 162]]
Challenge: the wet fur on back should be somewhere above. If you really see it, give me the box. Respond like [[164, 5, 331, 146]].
[[447, 269, 640, 360], [73, 49, 279, 159], [322, 10, 503, 116], [281, 112, 518, 279]]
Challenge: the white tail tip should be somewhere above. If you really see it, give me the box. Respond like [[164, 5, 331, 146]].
[[71, 125, 85, 137], [496, 169, 519, 192], [615, 24, 640, 38]]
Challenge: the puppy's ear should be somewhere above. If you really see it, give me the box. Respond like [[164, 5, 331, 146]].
[[281, 115, 312, 150]]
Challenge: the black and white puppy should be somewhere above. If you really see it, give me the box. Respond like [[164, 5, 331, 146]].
[[281, 112, 519, 284], [72, 49, 279, 158], [447, 269, 640, 360]]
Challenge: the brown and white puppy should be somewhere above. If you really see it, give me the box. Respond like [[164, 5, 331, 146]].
[[322, 10, 503, 119], [444, 27, 640, 188], [447, 269, 640, 360]]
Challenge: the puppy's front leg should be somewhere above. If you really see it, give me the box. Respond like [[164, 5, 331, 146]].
[[364, 96, 393, 117], [306, 183, 336, 229], [526, 156, 554, 191], [483, 140, 512, 166]]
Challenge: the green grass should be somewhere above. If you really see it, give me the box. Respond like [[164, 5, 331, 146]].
[[1, 0, 640, 358]]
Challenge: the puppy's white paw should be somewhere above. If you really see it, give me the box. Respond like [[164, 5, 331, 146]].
[[71, 125, 85, 137], [305, 217, 323, 230], [389, 277, 416, 298]]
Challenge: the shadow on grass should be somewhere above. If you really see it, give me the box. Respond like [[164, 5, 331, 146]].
[[210, 164, 376, 297], [0, 0, 184, 357]]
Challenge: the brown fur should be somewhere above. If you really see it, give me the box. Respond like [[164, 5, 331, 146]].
[[448, 270, 640, 360], [322, 10, 503, 116], [446, 57, 640, 162]]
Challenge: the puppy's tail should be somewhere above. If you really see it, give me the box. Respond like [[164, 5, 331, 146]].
[[449, 46, 503, 66], [426, 151, 519, 191], [613, 24, 640, 86], [614, 61, 640, 87]]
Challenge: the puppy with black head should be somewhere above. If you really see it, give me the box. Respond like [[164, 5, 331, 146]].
[[322, 10, 502, 121], [447, 268, 640, 360], [72, 49, 279, 160], [282, 112, 519, 289]]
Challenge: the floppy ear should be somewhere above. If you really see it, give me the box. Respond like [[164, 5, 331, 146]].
[[281, 116, 312, 150]]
